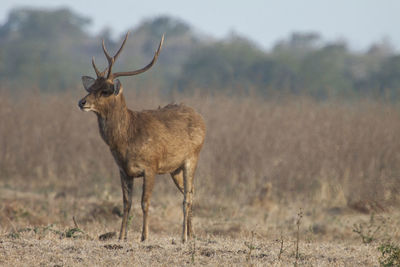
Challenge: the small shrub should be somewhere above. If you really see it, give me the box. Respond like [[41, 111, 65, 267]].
[[353, 213, 386, 244], [6, 232, 20, 239], [244, 230, 256, 263], [294, 210, 303, 266], [65, 228, 84, 238], [378, 242, 400, 267]]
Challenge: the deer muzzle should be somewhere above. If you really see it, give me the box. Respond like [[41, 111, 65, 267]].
[[78, 98, 88, 110]]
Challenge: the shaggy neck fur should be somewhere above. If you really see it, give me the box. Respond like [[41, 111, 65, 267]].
[[96, 93, 131, 149]]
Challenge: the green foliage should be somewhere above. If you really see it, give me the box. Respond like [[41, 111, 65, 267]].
[[177, 30, 400, 99], [0, 8, 89, 39], [6, 225, 64, 239], [375, 56, 400, 99], [179, 35, 267, 92], [65, 227, 84, 238], [378, 242, 400, 267], [6, 231, 20, 239], [0, 7, 400, 99], [0, 8, 91, 91], [135, 16, 191, 38]]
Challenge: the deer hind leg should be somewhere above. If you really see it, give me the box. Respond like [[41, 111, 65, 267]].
[[141, 170, 155, 242], [182, 157, 198, 243], [171, 168, 194, 241], [119, 171, 134, 240]]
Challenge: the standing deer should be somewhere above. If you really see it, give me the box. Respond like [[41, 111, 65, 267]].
[[78, 32, 206, 243]]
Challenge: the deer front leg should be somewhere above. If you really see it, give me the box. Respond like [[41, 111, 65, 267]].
[[119, 171, 133, 240], [141, 170, 155, 242]]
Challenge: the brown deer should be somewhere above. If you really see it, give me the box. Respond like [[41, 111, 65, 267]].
[[78, 32, 206, 243]]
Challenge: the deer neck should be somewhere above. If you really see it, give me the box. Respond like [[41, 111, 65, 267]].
[[96, 95, 130, 149]]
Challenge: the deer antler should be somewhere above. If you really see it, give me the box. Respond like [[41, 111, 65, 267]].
[[112, 34, 164, 79], [91, 32, 164, 80], [91, 32, 130, 79]]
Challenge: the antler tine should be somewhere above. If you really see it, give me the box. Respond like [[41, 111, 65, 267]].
[[113, 32, 130, 63], [102, 39, 114, 79], [112, 34, 164, 78], [101, 32, 130, 80], [91, 57, 102, 78]]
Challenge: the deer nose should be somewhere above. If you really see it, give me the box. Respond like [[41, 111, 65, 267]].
[[78, 99, 86, 109]]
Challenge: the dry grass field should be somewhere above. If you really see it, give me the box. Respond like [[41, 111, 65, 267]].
[[1, 89, 400, 266]]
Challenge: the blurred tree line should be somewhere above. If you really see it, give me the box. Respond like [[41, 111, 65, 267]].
[[0, 7, 399, 99]]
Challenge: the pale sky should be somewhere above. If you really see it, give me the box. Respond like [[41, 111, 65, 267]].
[[1, 0, 399, 51]]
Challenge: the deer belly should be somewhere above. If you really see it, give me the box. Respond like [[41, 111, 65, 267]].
[[156, 155, 184, 174]]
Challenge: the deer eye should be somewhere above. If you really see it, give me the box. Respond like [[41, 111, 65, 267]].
[[101, 90, 112, 96]]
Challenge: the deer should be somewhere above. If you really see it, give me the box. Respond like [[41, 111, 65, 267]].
[[78, 32, 206, 243]]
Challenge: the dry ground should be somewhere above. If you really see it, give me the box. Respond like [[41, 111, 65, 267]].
[[0, 186, 395, 266], [0, 234, 381, 266], [1, 91, 400, 265]]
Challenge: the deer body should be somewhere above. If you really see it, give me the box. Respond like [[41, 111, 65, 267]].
[[98, 101, 205, 178], [78, 33, 205, 242]]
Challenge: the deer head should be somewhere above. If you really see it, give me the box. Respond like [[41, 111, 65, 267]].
[[78, 32, 164, 115]]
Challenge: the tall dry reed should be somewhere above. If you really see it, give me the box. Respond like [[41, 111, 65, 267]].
[[1, 89, 400, 209]]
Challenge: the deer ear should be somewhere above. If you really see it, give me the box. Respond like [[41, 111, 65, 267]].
[[82, 76, 95, 92], [114, 79, 122, 95]]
